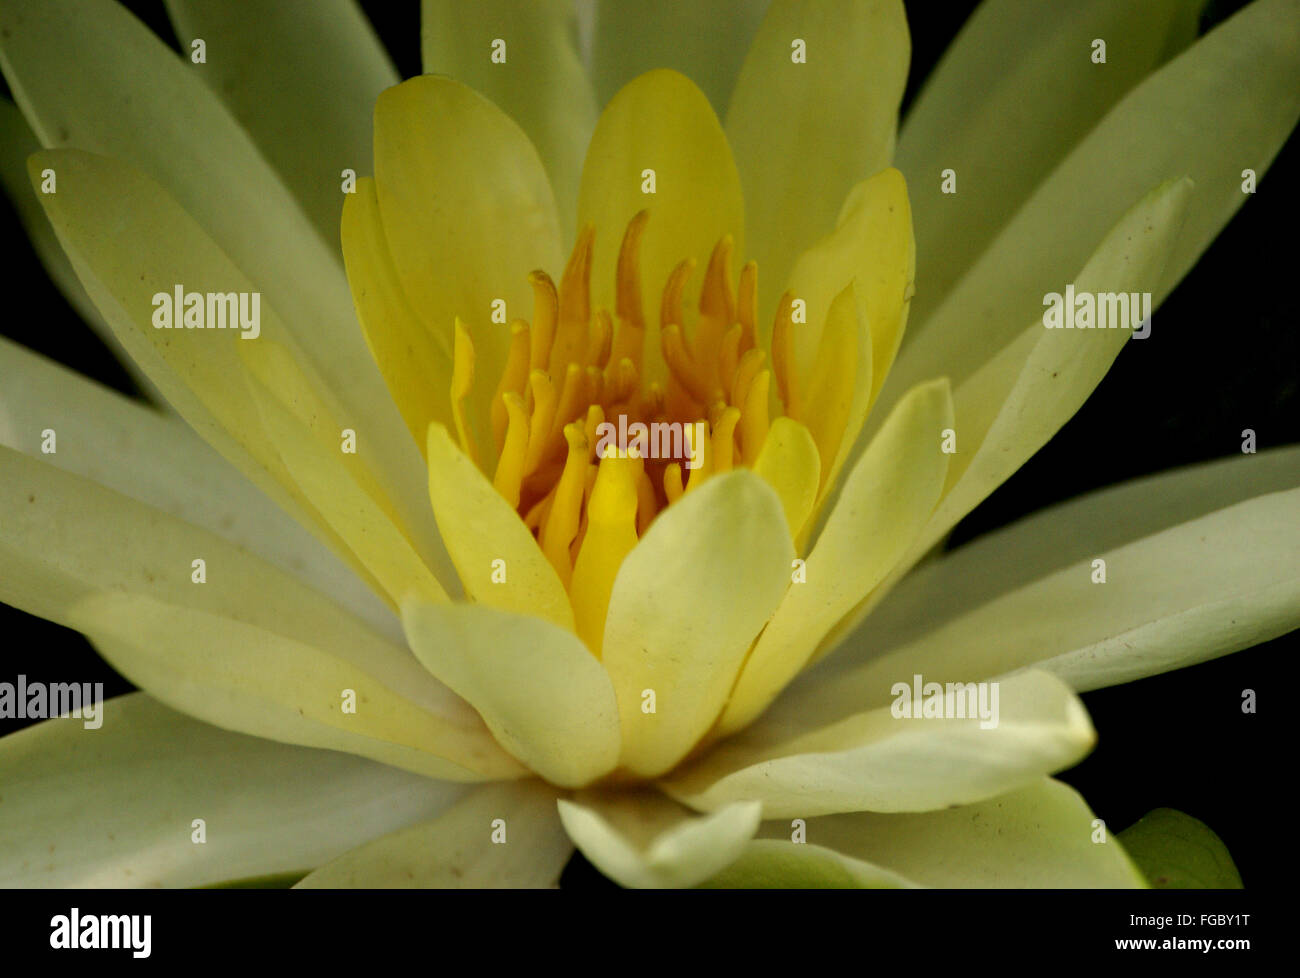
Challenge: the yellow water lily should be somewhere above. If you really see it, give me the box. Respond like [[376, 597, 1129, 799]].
[[0, 0, 1297, 889]]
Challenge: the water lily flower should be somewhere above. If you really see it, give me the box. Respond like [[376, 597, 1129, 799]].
[[0, 0, 1297, 889]]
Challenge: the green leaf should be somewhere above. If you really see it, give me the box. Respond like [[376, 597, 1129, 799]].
[[1119, 809, 1244, 888]]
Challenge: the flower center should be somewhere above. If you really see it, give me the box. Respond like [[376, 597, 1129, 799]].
[[449, 212, 813, 651]]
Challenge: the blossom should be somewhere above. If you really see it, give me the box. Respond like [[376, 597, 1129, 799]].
[[0, 0, 1296, 888]]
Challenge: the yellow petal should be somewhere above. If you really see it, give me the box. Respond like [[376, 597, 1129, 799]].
[[602, 471, 792, 777], [296, 781, 569, 888], [341, 177, 454, 453], [785, 167, 911, 409], [751, 416, 821, 540], [557, 789, 761, 889], [402, 600, 621, 787], [726, 0, 910, 313], [666, 671, 1094, 817], [373, 75, 562, 458], [426, 423, 574, 630], [422, 0, 595, 239], [798, 282, 864, 503], [577, 69, 744, 386], [719, 378, 952, 735]]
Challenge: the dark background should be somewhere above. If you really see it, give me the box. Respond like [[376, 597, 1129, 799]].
[[1, 1, 1294, 889]]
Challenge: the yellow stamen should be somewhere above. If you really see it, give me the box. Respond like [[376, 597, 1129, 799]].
[[570, 448, 640, 656], [740, 369, 771, 466], [539, 423, 589, 584], [527, 271, 558, 375], [663, 462, 684, 504], [491, 320, 530, 452], [711, 406, 741, 473], [492, 391, 530, 508], [771, 291, 801, 419], [553, 223, 594, 375], [737, 260, 758, 354], [524, 369, 557, 475]]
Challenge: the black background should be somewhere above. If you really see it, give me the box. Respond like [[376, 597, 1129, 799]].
[[0, 0, 1294, 890]]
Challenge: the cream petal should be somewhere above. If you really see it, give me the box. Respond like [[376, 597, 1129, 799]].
[[666, 671, 1094, 818], [719, 378, 952, 735], [701, 839, 914, 888], [797, 486, 1300, 717], [295, 780, 571, 888], [373, 75, 562, 459], [0, 694, 468, 888], [716, 779, 1145, 887], [887, 0, 1300, 403], [827, 178, 1193, 655], [557, 789, 761, 889], [422, 0, 596, 239], [163, 0, 397, 244], [0, 0, 418, 510], [0, 446, 522, 782], [240, 339, 453, 607], [602, 471, 792, 777], [822, 446, 1300, 682], [897, 0, 1202, 326], [726, 0, 910, 314], [30, 148, 440, 590], [577, 68, 744, 385], [591, 0, 770, 116], [0, 99, 160, 402], [402, 600, 621, 788], [0, 335, 398, 641]]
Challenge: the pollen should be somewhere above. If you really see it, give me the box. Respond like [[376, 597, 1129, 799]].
[[446, 211, 847, 641]]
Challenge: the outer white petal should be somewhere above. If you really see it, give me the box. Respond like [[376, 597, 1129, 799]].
[[0, 694, 465, 888]]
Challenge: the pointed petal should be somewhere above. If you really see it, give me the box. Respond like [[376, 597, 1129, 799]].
[[402, 600, 620, 787], [342, 177, 455, 454], [819, 446, 1300, 687], [0, 335, 397, 640], [726, 0, 909, 313], [240, 339, 453, 607], [30, 148, 439, 588], [557, 789, 761, 889], [0, 694, 466, 888], [0, 0, 414, 493], [0, 447, 522, 782], [667, 671, 1094, 817], [719, 378, 952, 734], [751, 417, 820, 539], [422, 0, 595, 238], [897, 0, 1203, 325], [426, 423, 574, 629], [591, 0, 770, 116], [0, 99, 158, 400], [373, 75, 562, 458], [802, 486, 1300, 710], [700, 839, 914, 888], [577, 69, 743, 385], [296, 781, 570, 888], [604, 471, 792, 777], [163, 0, 397, 244], [891, 0, 1300, 398], [721, 779, 1146, 887], [833, 178, 1193, 652]]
